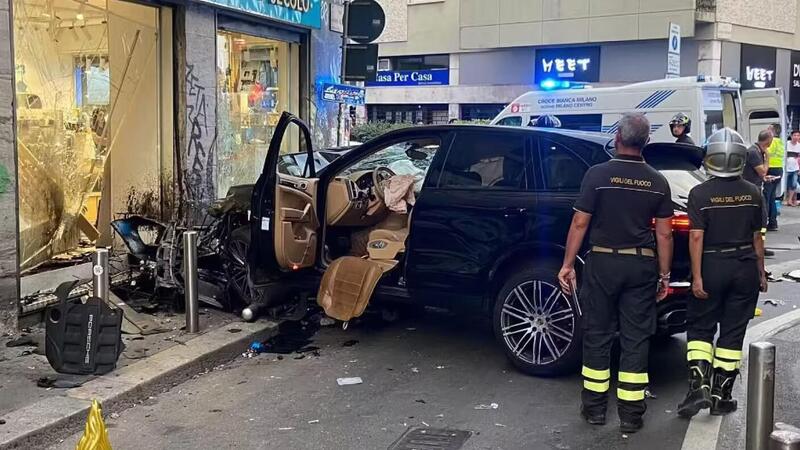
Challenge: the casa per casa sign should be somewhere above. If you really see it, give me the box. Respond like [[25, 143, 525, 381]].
[[367, 69, 450, 87]]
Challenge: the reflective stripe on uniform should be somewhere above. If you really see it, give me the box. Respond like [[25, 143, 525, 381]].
[[687, 341, 713, 354], [687, 350, 713, 362], [584, 380, 610, 393], [619, 371, 649, 384], [582, 366, 610, 381], [617, 388, 646, 402], [715, 347, 742, 361], [713, 358, 740, 371]]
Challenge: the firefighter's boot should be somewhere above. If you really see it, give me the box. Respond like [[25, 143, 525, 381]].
[[677, 360, 712, 418], [710, 368, 739, 416]]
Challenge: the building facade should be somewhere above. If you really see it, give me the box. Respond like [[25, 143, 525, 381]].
[[0, 0, 345, 333], [367, 0, 800, 126]]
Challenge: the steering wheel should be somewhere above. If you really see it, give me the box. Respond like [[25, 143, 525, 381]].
[[372, 166, 396, 201]]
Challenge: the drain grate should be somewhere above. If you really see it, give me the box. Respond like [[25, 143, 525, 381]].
[[388, 427, 472, 450]]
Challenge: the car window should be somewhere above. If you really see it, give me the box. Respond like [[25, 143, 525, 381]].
[[496, 116, 522, 127], [439, 131, 527, 190], [539, 138, 590, 192], [338, 138, 441, 193], [277, 153, 329, 177]]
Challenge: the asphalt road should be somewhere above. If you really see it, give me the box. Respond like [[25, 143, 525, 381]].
[[50, 211, 800, 450]]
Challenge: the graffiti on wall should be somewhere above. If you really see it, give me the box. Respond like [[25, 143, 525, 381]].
[[184, 64, 216, 214]]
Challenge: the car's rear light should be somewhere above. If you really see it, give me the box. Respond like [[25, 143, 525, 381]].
[[652, 212, 690, 232]]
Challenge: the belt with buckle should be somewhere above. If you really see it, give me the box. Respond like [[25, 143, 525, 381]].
[[703, 245, 753, 254], [591, 246, 655, 257]]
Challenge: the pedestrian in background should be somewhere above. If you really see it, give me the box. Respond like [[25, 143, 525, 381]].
[[558, 113, 673, 434], [677, 128, 767, 418], [764, 123, 784, 230], [743, 130, 774, 257], [785, 129, 800, 207]]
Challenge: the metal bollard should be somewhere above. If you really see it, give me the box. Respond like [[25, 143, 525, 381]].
[[747, 342, 776, 450], [770, 423, 800, 450], [92, 248, 110, 301], [183, 231, 200, 333]]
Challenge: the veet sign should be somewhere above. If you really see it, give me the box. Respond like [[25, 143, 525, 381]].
[[367, 69, 449, 87], [200, 0, 321, 28], [535, 46, 600, 84], [740, 44, 776, 90]]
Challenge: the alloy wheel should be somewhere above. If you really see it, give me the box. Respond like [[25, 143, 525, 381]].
[[225, 238, 263, 306], [499, 280, 576, 366]]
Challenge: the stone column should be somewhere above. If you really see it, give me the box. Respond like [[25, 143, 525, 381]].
[[698, 39, 723, 78], [0, 0, 20, 334], [175, 4, 217, 223]]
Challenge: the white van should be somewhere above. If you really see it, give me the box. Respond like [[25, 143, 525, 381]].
[[491, 76, 785, 146]]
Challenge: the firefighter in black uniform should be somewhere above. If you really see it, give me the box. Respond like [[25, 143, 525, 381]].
[[670, 113, 695, 145], [677, 128, 768, 418], [559, 113, 674, 433]]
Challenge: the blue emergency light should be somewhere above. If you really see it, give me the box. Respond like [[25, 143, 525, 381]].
[[539, 79, 588, 90]]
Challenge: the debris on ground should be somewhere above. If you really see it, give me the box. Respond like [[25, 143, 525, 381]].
[[342, 340, 359, 347], [763, 298, 786, 306], [320, 317, 336, 327], [337, 377, 363, 386], [110, 412, 120, 419], [645, 389, 657, 399], [415, 399, 426, 404], [474, 403, 499, 410], [411, 367, 419, 373], [755, 308, 763, 317], [495, 423, 507, 427], [278, 427, 294, 431], [421, 421, 430, 427], [36, 376, 86, 389], [227, 328, 242, 334], [784, 270, 800, 281], [6, 336, 36, 348], [0, 419, 5, 425], [308, 420, 320, 424]]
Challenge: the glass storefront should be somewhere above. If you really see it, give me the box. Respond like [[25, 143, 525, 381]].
[[216, 30, 300, 196], [12, 0, 172, 271]]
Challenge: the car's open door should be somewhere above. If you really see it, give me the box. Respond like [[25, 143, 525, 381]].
[[248, 112, 320, 284], [741, 88, 786, 143]]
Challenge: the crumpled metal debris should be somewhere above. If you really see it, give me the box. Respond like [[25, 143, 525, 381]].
[[474, 403, 499, 410], [763, 298, 786, 306]]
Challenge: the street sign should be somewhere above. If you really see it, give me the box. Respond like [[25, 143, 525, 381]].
[[321, 83, 366, 105], [667, 22, 681, 78]]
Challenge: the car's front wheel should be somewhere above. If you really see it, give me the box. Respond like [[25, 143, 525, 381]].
[[493, 264, 582, 376]]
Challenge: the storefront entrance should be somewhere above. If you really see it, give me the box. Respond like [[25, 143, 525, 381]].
[[215, 28, 300, 197], [12, 0, 174, 273]]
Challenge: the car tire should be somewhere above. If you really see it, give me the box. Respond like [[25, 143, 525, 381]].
[[493, 263, 583, 377], [224, 226, 264, 311]]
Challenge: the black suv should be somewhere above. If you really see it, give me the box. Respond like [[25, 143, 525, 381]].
[[245, 112, 704, 376]]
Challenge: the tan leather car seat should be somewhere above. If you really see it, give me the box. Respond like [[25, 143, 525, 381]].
[[368, 211, 411, 244], [317, 256, 386, 322]]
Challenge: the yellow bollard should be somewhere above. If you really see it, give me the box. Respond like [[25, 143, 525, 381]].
[[76, 400, 112, 450]]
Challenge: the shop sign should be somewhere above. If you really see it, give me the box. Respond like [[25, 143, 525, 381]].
[[790, 51, 800, 105], [366, 69, 449, 87], [202, 0, 321, 28], [740, 44, 776, 89], [534, 46, 600, 83], [321, 83, 365, 105]]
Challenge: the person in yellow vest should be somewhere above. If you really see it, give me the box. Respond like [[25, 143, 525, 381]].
[[764, 123, 785, 231]]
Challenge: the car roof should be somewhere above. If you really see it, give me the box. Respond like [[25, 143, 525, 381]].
[[377, 124, 614, 147]]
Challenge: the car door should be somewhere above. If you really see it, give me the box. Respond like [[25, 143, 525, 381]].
[[533, 133, 608, 250], [405, 128, 536, 307], [249, 112, 319, 284]]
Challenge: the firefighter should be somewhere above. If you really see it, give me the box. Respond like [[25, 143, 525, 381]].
[[559, 112, 674, 433], [670, 113, 695, 145], [677, 128, 768, 418]]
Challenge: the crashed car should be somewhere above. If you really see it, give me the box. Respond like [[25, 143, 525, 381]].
[[246, 112, 702, 376]]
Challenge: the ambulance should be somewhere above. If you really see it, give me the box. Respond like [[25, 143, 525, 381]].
[[490, 76, 785, 146]]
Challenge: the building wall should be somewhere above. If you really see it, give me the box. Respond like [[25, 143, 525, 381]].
[[0, 0, 19, 334], [459, 0, 696, 49], [377, 0, 460, 56], [177, 4, 218, 217], [716, 0, 796, 34]]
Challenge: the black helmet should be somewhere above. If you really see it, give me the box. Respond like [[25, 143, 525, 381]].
[[669, 112, 691, 134], [703, 128, 748, 178], [530, 115, 561, 128]]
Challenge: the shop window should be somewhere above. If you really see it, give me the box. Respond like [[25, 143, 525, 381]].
[[389, 54, 449, 71], [13, 0, 171, 271], [216, 30, 300, 197], [460, 104, 505, 122]]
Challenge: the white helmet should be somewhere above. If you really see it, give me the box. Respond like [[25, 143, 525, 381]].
[[703, 128, 748, 178]]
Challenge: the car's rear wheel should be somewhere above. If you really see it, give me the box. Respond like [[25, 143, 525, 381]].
[[493, 264, 582, 376]]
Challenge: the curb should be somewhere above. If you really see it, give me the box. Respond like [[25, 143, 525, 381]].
[[0, 320, 278, 450], [680, 308, 800, 450]]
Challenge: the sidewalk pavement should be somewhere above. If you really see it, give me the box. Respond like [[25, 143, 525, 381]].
[[714, 315, 800, 450], [0, 310, 277, 450]]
